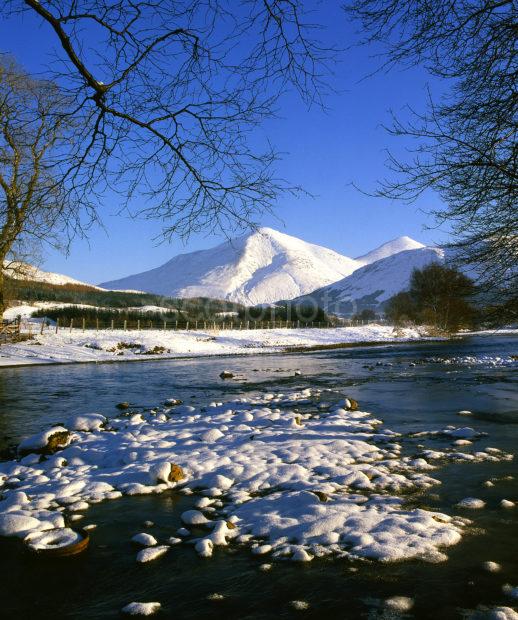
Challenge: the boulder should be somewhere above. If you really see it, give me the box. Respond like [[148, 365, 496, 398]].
[[18, 427, 72, 456], [148, 462, 185, 484], [346, 398, 359, 411]]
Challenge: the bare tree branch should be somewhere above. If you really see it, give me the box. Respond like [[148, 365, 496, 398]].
[[3, 0, 334, 240], [346, 0, 517, 317]]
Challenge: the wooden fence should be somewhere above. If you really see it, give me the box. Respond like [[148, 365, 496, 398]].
[[0, 319, 24, 344]]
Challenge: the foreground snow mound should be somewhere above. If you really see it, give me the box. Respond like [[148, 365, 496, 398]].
[[0, 389, 512, 564]]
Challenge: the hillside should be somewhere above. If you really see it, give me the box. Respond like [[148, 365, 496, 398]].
[[3, 261, 104, 289]]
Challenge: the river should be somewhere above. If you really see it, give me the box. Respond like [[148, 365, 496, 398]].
[[0, 334, 516, 619]]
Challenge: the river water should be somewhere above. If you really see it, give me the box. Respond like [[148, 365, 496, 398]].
[[0, 334, 516, 619]]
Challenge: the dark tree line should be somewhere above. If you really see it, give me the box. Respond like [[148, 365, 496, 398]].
[[385, 264, 476, 332]]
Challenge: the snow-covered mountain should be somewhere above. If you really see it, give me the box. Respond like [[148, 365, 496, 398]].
[[355, 236, 425, 265], [294, 247, 448, 315], [5, 230, 432, 309], [3, 261, 103, 290], [100, 227, 361, 305]]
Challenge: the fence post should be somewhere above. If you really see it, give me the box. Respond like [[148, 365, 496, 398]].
[[124, 320, 127, 331], [40, 319, 44, 336], [175, 320, 178, 330], [56, 318, 59, 334], [163, 320, 166, 330], [111, 319, 114, 330], [96, 318, 99, 331], [69, 318, 73, 333], [186, 321, 189, 331], [137, 319, 140, 331]]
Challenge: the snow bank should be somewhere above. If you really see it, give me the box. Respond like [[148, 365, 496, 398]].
[[0, 388, 512, 566], [0, 324, 430, 367]]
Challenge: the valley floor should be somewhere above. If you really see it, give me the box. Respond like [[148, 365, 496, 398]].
[[0, 324, 432, 367]]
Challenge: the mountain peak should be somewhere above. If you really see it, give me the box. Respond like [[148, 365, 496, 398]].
[[355, 236, 425, 265], [101, 227, 359, 305]]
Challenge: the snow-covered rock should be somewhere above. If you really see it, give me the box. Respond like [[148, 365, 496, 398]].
[[121, 602, 161, 616], [136, 545, 169, 563], [18, 426, 71, 455], [131, 533, 157, 547], [457, 497, 486, 509]]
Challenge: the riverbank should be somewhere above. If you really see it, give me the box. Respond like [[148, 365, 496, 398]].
[[0, 324, 435, 367]]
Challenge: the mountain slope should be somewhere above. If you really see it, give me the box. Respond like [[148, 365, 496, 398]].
[[100, 227, 361, 305], [3, 261, 104, 290], [355, 236, 425, 265], [294, 247, 447, 315]]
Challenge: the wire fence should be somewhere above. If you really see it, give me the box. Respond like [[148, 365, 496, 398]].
[[22, 316, 387, 335]]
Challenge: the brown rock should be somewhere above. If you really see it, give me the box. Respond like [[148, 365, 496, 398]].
[[168, 463, 185, 482], [347, 398, 359, 411], [312, 491, 329, 502], [45, 431, 71, 454]]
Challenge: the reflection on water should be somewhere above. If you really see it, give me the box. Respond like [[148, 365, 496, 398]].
[[0, 335, 517, 618]]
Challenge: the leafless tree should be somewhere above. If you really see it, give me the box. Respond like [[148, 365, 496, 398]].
[[3, 1, 333, 242], [346, 1, 517, 318], [0, 58, 90, 315]]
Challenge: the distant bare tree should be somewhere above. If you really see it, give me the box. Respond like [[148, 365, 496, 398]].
[[0, 58, 88, 315], [2, 1, 333, 241], [346, 1, 517, 316]]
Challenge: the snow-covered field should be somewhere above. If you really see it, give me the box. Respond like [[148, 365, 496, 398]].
[[0, 324, 429, 367], [1, 388, 512, 566]]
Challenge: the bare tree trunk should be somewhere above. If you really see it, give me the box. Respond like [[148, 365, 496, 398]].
[[0, 267, 5, 319]]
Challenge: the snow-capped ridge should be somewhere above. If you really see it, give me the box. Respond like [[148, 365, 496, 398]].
[[3, 261, 104, 290], [295, 246, 449, 315], [355, 236, 425, 265]]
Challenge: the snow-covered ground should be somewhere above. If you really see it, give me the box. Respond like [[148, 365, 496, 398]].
[[1, 388, 512, 565], [0, 324, 429, 367]]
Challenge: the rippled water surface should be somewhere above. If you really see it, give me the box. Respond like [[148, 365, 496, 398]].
[[0, 334, 517, 619]]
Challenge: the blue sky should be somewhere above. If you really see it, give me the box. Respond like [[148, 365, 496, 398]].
[[0, 4, 450, 284]]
